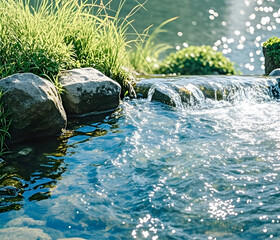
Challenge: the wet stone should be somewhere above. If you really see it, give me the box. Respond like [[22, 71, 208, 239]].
[[0, 158, 5, 167], [0, 227, 51, 240], [59, 68, 121, 116], [5, 217, 46, 228], [0, 186, 20, 197], [0, 73, 67, 144], [58, 238, 87, 240], [18, 148, 33, 156]]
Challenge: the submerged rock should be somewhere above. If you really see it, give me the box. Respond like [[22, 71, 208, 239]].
[[18, 148, 33, 156], [5, 217, 45, 228], [0, 227, 51, 240], [59, 68, 121, 116], [0, 73, 67, 144], [58, 238, 87, 240]]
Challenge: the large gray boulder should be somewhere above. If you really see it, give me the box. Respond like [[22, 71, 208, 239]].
[[59, 68, 121, 116], [0, 73, 67, 144], [263, 46, 278, 75]]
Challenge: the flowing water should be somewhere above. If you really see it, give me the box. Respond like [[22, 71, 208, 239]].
[[1, 75, 280, 239], [2, 1, 280, 239]]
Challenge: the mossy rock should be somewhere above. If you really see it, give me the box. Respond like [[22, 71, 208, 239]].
[[263, 36, 280, 75], [155, 45, 237, 75]]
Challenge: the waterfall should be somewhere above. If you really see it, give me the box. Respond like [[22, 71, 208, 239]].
[[136, 75, 279, 108]]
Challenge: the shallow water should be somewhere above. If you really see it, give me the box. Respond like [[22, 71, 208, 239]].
[[0, 75, 280, 239]]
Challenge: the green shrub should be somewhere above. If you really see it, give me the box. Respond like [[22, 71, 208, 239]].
[[155, 45, 237, 75]]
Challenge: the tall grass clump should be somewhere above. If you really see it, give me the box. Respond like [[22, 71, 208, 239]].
[[0, 0, 137, 90], [0, 0, 74, 86]]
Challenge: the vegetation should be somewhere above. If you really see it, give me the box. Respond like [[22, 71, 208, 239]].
[[0, 0, 136, 90], [0, 91, 10, 157], [155, 45, 237, 75], [263, 36, 280, 74], [129, 17, 177, 74]]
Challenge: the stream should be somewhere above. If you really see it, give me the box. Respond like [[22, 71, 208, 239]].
[[0, 75, 280, 239]]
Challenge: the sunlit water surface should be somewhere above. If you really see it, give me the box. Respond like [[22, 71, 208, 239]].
[[0, 76, 280, 239], [106, 0, 280, 74]]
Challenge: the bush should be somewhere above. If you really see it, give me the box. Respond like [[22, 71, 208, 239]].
[[155, 45, 237, 75], [263, 36, 280, 75]]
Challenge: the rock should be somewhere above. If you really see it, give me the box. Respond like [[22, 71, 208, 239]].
[[5, 217, 45, 228], [269, 68, 280, 77], [135, 81, 153, 99], [58, 238, 87, 240], [135, 76, 278, 106], [18, 148, 33, 156], [0, 73, 67, 144], [123, 81, 137, 99], [0, 186, 19, 197], [136, 81, 183, 107], [263, 46, 278, 75], [271, 76, 280, 98], [0, 227, 51, 240], [59, 68, 121, 116], [0, 158, 5, 167]]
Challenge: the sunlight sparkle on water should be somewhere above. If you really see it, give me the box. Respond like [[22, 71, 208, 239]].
[[195, 0, 280, 73]]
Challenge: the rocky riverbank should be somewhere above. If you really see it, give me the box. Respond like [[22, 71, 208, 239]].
[[0, 68, 121, 145]]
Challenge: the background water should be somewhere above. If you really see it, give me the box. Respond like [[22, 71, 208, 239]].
[[106, 0, 280, 74], [28, 0, 280, 74], [1, 76, 280, 239]]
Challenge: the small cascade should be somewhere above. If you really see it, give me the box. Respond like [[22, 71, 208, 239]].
[[147, 83, 184, 108], [136, 75, 279, 108]]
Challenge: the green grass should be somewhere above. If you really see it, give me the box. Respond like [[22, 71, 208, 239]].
[[0, 0, 138, 90], [155, 45, 238, 75], [0, 90, 10, 157], [129, 17, 177, 74]]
